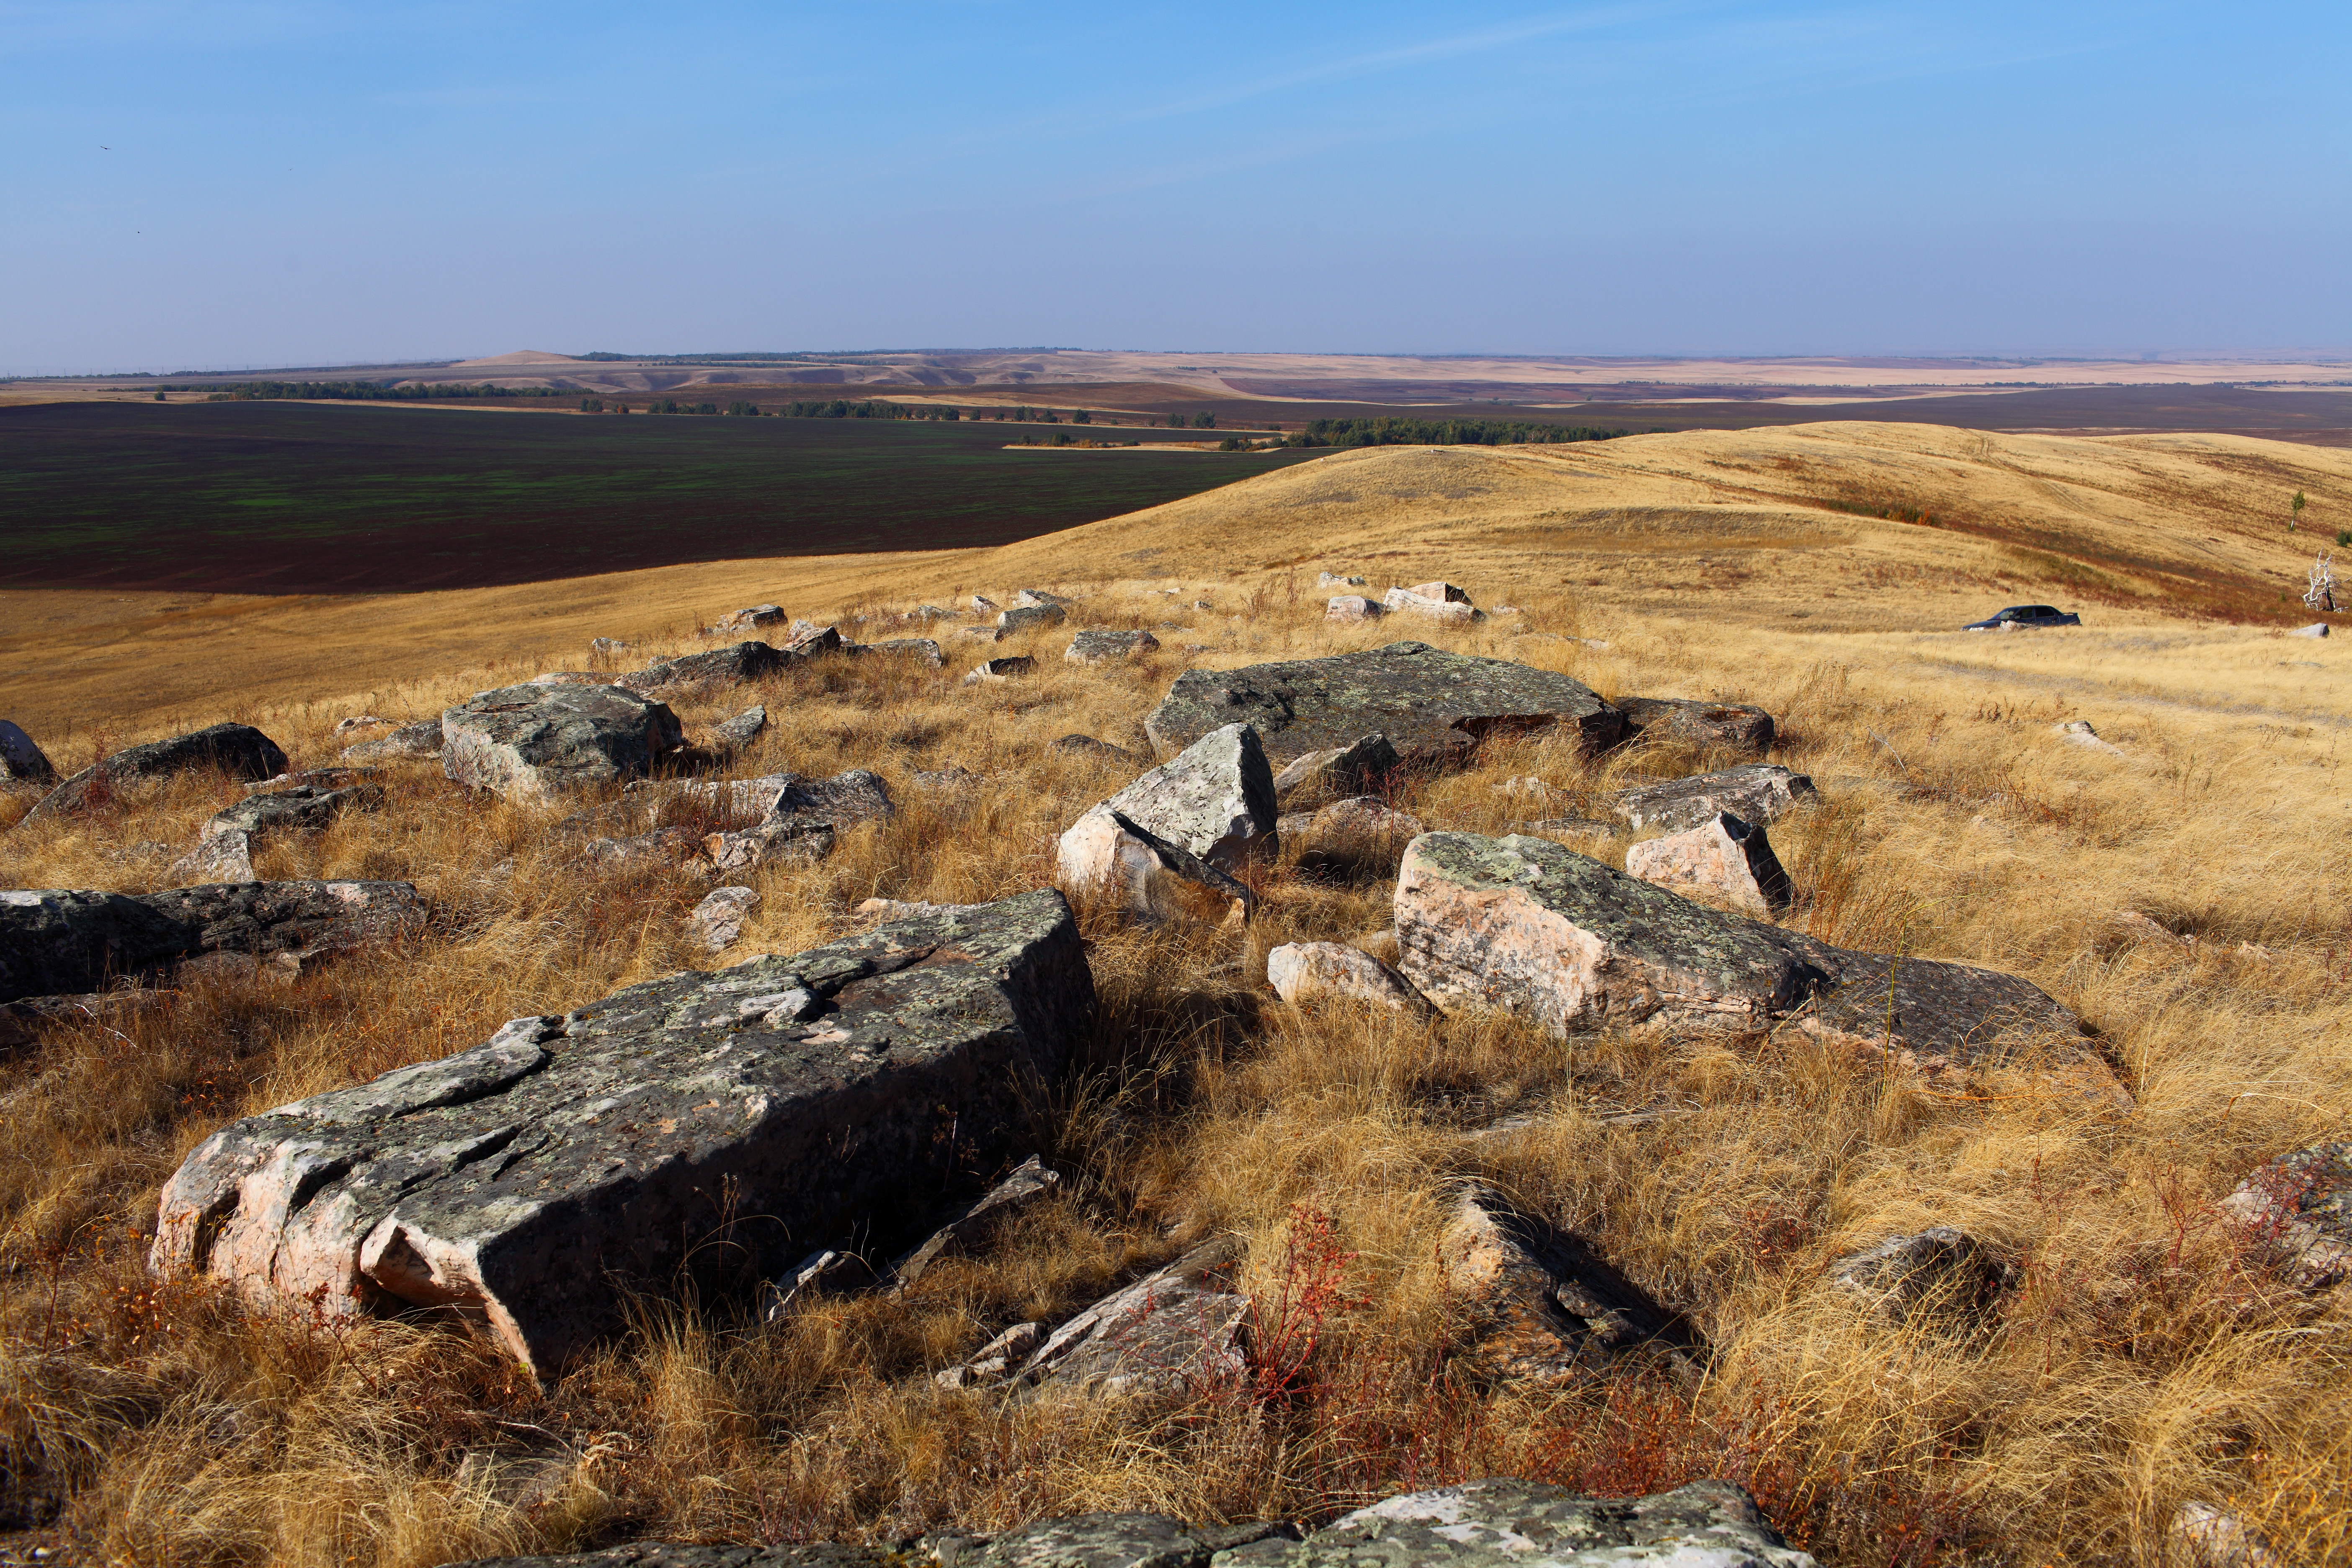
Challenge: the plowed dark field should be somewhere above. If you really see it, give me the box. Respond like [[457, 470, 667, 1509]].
[[0, 402, 1322, 593]]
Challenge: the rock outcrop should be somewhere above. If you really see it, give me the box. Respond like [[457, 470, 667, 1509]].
[[622, 641, 788, 696], [1623, 812, 1792, 916], [150, 892, 1095, 1378], [0, 720, 56, 787], [442, 685, 685, 802], [23, 722, 289, 823], [342, 718, 444, 762], [1065, 629, 1160, 664], [1144, 642, 1622, 768], [1096, 722, 1277, 872], [1614, 696, 1776, 757], [935, 1240, 1248, 1396], [2222, 1141, 2352, 1289], [704, 771, 895, 871], [1266, 942, 1427, 1013], [1393, 833, 2113, 1098], [1607, 764, 1819, 834], [1438, 1186, 1694, 1383]]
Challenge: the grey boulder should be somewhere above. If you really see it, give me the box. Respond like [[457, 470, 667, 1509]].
[[150, 890, 1094, 1378], [0, 720, 56, 787], [442, 685, 685, 802], [703, 770, 895, 872], [1607, 764, 1820, 834], [341, 717, 444, 762], [1615, 696, 1776, 757], [867, 637, 946, 667], [23, 722, 288, 823], [622, 641, 787, 695], [1144, 642, 1623, 768], [1623, 812, 1792, 916], [1098, 721, 1278, 872], [1051, 734, 1139, 763], [1266, 941, 1426, 1014], [688, 885, 761, 952], [707, 704, 767, 755], [205, 781, 382, 842], [1065, 629, 1160, 664], [998, 603, 1067, 634], [965, 655, 1036, 683]]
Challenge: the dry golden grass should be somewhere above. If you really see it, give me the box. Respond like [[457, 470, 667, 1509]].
[[4, 426, 2352, 1565]]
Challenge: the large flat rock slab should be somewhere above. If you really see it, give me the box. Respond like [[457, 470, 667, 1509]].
[[443, 684, 686, 802], [1143, 642, 1624, 768], [1395, 833, 2112, 1098], [22, 722, 288, 823], [150, 891, 1093, 1377]]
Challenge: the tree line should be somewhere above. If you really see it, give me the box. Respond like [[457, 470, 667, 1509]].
[[198, 381, 567, 402], [1281, 418, 1629, 448]]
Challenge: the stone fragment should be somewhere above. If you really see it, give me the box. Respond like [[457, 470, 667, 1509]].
[[934, 1320, 1048, 1390], [856, 897, 985, 921], [1615, 696, 1776, 757], [1623, 812, 1792, 916], [2221, 1141, 2352, 1290], [1383, 586, 1479, 624], [702, 770, 895, 870], [1055, 807, 1253, 927], [0, 720, 58, 787], [867, 637, 946, 667], [332, 715, 389, 736], [1326, 594, 1383, 622], [763, 1247, 882, 1320], [442, 685, 685, 802], [206, 782, 382, 842], [934, 1514, 1289, 1568], [1607, 764, 1819, 834], [1827, 1229, 2009, 1325], [244, 767, 377, 795], [895, 1154, 1061, 1288], [150, 891, 1094, 1378], [1051, 734, 1139, 763], [1065, 629, 1161, 664], [689, 886, 761, 952], [24, 722, 289, 823], [711, 603, 787, 634], [1393, 833, 2113, 1098], [708, 704, 768, 755], [1146, 642, 1622, 768], [1099, 722, 1277, 871], [524, 671, 608, 687], [965, 656, 1035, 684], [625, 771, 796, 819], [946, 1241, 1248, 1396], [1438, 1186, 1693, 1381], [1317, 571, 1367, 587], [1406, 580, 1471, 603], [622, 641, 788, 695], [1270, 733, 1400, 804], [2286, 623, 2329, 639], [341, 718, 444, 762], [997, 603, 1066, 634], [786, 622, 844, 655], [2053, 719, 2125, 756], [2113, 909, 2193, 948], [1217, 1478, 1814, 1568], [172, 829, 256, 882], [1265, 942, 1426, 1013]]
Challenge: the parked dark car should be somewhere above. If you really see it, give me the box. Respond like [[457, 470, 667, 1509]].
[[1965, 604, 2081, 631]]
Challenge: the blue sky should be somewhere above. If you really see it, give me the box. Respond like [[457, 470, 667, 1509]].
[[3, 1, 2346, 372]]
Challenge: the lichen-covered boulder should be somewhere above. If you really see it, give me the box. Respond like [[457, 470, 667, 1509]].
[[203, 781, 382, 842], [1144, 642, 1623, 768], [341, 717, 443, 762], [150, 891, 1093, 1377], [708, 704, 768, 754], [136, 879, 427, 962], [23, 722, 289, 823], [1055, 807, 1254, 927], [442, 1514, 1293, 1568], [442, 685, 685, 802], [1266, 941, 1426, 1013], [1615, 697, 1777, 757], [1607, 765, 1818, 835], [1065, 629, 1160, 665], [1098, 722, 1277, 871]]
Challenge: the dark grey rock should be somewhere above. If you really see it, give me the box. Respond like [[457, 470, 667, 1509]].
[[135, 879, 428, 963], [341, 718, 444, 762], [23, 723, 289, 823], [709, 705, 768, 755], [622, 641, 789, 695], [1066, 629, 1160, 665], [1615, 697, 1777, 757], [787, 622, 845, 655], [151, 891, 1093, 1377], [1216, 1478, 1813, 1568], [943, 1240, 1249, 1396], [966, 655, 1037, 683], [204, 782, 382, 842], [0, 720, 57, 787], [442, 685, 686, 802], [1100, 722, 1278, 871], [2223, 1141, 2352, 1289], [1828, 1228, 2009, 1324], [1143, 642, 1623, 768], [705, 770, 895, 871], [0, 988, 176, 1057], [711, 603, 787, 634], [1607, 766, 1819, 834], [896, 1154, 1061, 1288], [998, 603, 1067, 634]]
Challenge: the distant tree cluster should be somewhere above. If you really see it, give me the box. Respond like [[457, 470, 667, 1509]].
[[776, 400, 962, 420], [1282, 417, 1626, 448], [646, 399, 722, 415], [201, 381, 566, 402], [1152, 411, 1217, 428]]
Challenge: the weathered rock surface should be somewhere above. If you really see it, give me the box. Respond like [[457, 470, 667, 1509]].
[[1438, 1186, 1693, 1382], [622, 641, 788, 696], [1055, 807, 1254, 927], [787, 622, 845, 655], [1270, 733, 1401, 804], [1145, 642, 1623, 768], [1065, 629, 1160, 664], [150, 891, 1095, 1377], [997, 603, 1067, 635], [1624, 812, 1792, 916], [1382, 586, 1478, 624], [708, 704, 767, 755], [1607, 765, 1820, 834], [2222, 1141, 2352, 1289], [1217, 1479, 1813, 1568], [1827, 1228, 2009, 1324], [625, 772, 797, 819], [937, 1240, 1248, 1397], [0, 720, 57, 787], [711, 603, 787, 634], [1051, 734, 1139, 763], [896, 1153, 1061, 1289], [867, 637, 946, 667], [446, 1513, 1294, 1568], [23, 722, 289, 823], [442, 685, 685, 802], [704, 770, 895, 871], [965, 655, 1036, 684], [1394, 833, 2110, 1096], [206, 781, 383, 842], [1098, 722, 1278, 872], [342, 717, 444, 762], [1326, 594, 1383, 622], [172, 830, 257, 882], [138, 879, 428, 963], [1266, 942, 1426, 1013], [1615, 696, 1776, 757], [689, 886, 761, 952], [581, 827, 705, 870], [2052, 719, 2125, 756]]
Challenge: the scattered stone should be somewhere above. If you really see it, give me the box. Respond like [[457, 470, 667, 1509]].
[[896, 1154, 1061, 1288], [1512, 817, 1621, 840], [710, 603, 787, 634], [708, 704, 768, 755], [867, 637, 946, 667], [1097, 722, 1278, 871], [965, 655, 1036, 684], [934, 1321, 1048, 1390], [1438, 1186, 1694, 1382], [910, 603, 956, 621], [786, 622, 845, 655], [2053, 719, 2125, 756], [2169, 1502, 2286, 1568], [150, 891, 1095, 1378], [1488, 603, 1522, 616], [961, 624, 1012, 644], [622, 641, 789, 696], [1384, 586, 1479, 624], [1271, 733, 1401, 803], [331, 715, 389, 736], [1827, 1229, 2009, 1325], [998, 603, 1067, 635], [944, 1240, 1248, 1396], [689, 886, 761, 952], [590, 636, 629, 658], [207, 781, 383, 842], [1065, 629, 1161, 664], [581, 827, 705, 869], [1317, 571, 1367, 587], [1393, 833, 2115, 1099], [136, 879, 428, 968], [971, 594, 1000, 612], [1623, 812, 1792, 916], [1051, 734, 1139, 763], [2221, 1141, 2352, 1289], [1280, 795, 1424, 844], [1615, 696, 1776, 757], [1014, 588, 1070, 609], [911, 767, 983, 795], [704, 770, 895, 871], [172, 830, 255, 882], [1146, 642, 1623, 768], [1055, 807, 1254, 927], [1218, 1479, 1812, 1568], [443, 685, 685, 802], [244, 767, 377, 795], [1266, 941, 1427, 1013], [1191, 599, 1212, 611], [1406, 580, 1471, 603], [2286, 623, 2330, 639], [1607, 764, 1820, 834], [1326, 594, 1383, 622], [23, 722, 289, 824], [341, 717, 444, 762]]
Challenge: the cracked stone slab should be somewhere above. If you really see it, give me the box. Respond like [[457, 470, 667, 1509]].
[[23, 722, 289, 823], [1144, 642, 1623, 769], [150, 890, 1093, 1377]]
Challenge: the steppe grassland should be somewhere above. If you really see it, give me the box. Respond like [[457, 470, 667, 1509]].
[[0, 423, 2347, 1566]]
